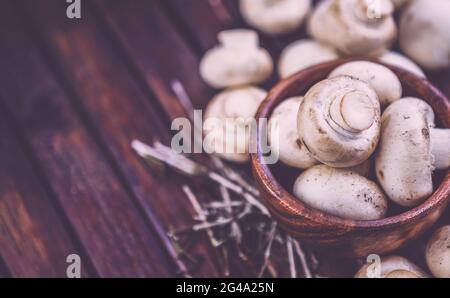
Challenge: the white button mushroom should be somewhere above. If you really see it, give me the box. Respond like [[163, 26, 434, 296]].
[[203, 86, 267, 163], [278, 39, 340, 78], [293, 165, 388, 220], [426, 225, 450, 278], [268, 97, 318, 169], [297, 76, 381, 168], [239, 0, 311, 35], [378, 51, 426, 78], [355, 255, 428, 278], [375, 97, 450, 207], [329, 61, 403, 108], [385, 270, 423, 278], [308, 0, 397, 57], [199, 30, 273, 89], [399, 0, 450, 70]]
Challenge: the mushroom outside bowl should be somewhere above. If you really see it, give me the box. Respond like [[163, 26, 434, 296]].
[[251, 58, 450, 258]]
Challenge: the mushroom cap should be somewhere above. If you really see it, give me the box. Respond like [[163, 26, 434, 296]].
[[204, 86, 267, 163], [385, 270, 422, 278], [379, 51, 426, 78], [293, 165, 388, 220], [298, 76, 381, 168], [199, 29, 273, 88], [399, 0, 450, 70], [278, 39, 340, 78], [375, 97, 435, 207], [355, 255, 428, 278], [329, 61, 403, 107], [426, 225, 450, 278], [239, 0, 311, 34], [308, 0, 397, 56], [268, 97, 318, 169]]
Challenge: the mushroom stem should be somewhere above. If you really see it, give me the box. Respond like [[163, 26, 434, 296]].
[[358, 0, 393, 20], [430, 128, 450, 170], [329, 91, 376, 133]]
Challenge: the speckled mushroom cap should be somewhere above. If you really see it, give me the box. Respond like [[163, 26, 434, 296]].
[[329, 61, 403, 107], [293, 165, 388, 220], [297, 76, 381, 168], [278, 39, 339, 78], [204, 86, 267, 163], [426, 225, 450, 278], [199, 29, 273, 88], [308, 0, 397, 57], [268, 96, 318, 169], [239, 0, 311, 35], [400, 0, 450, 70], [375, 97, 438, 207], [355, 255, 428, 278]]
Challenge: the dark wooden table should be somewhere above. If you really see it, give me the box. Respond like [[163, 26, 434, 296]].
[[0, 0, 448, 278]]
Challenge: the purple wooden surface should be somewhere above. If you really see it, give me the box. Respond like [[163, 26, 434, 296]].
[[0, 0, 448, 277], [0, 0, 173, 277]]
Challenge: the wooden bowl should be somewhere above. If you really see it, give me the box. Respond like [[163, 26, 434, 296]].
[[251, 58, 450, 258]]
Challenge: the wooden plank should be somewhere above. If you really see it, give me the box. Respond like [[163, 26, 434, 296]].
[[91, 0, 255, 276], [161, 0, 280, 51], [17, 0, 220, 277], [160, 0, 236, 51], [0, 106, 92, 277], [0, 2, 173, 277], [0, 258, 11, 278], [93, 0, 214, 111]]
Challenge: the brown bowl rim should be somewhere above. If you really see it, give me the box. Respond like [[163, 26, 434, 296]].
[[251, 58, 450, 230]]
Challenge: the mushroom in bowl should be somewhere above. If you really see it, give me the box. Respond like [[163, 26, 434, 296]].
[[251, 59, 450, 257]]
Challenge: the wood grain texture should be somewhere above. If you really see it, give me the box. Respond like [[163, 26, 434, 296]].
[[0, 2, 173, 277], [0, 107, 91, 277], [0, 258, 10, 278], [94, 0, 213, 115], [92, 0, 254, 276], [0, 0, 446, 278], [251, 59, 450, 258], [17, 0, 220, 277], [161, 0, 236, 51]]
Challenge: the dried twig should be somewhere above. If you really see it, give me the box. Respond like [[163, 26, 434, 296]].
[[132, 139, 319, 278], [211, 156, 259, 196], [287, 237, 297, 278], [133, 140, 270, 216], [310, 250, 320, 271], [192, 218, 233, 231], [292, 238, 313, 278], [182, 185, 223, 247], [258, 222, 277, 278]]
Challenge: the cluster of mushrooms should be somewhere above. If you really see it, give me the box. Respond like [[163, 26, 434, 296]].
[[198, 0, 450, 277]]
